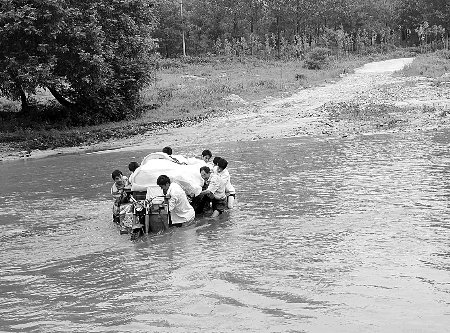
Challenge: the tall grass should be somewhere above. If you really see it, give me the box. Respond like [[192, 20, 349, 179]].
[[399, 50, 450, 80]]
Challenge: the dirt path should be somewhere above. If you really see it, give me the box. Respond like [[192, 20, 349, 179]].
[[2, 57, 450, 161]]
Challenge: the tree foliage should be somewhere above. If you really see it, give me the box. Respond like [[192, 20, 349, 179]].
[[0, 0, 157, 124], [153, 0, 449, 57]]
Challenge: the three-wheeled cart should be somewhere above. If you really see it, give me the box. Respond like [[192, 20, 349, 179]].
[[120, 190, 170, 239]]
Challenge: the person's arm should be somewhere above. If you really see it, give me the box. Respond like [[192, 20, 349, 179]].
[[219, 171, 230, 184], [206, 176, 220, 194], [111, 184, 122, 198], [167, 197, 176, 212], [111, 185, 124, 205], [126, 174, 133, 187], [167, 187, 178, 212]]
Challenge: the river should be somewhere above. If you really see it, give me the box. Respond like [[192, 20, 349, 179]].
[[0, 130, 449, 332]]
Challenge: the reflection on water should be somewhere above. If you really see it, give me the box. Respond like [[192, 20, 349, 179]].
[[1, 131, 449, 332]]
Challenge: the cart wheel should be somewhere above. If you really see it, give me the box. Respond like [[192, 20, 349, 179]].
[[130, 228, 142, 240]]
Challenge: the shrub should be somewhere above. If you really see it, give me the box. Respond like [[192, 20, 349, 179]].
[[249, 78, 277, 89], [157, 87, 175, 105], [156, 58, 186, 69], [303, 47, 331, 70], [0, 98, 20, 113], [436, 49, 450, 60]]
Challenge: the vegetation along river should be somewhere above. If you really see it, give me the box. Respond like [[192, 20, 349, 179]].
[[0, 131, 449, 332]]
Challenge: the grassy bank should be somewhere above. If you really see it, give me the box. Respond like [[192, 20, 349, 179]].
[[0, 49, 417, 152], [399, 49, 450, 80]]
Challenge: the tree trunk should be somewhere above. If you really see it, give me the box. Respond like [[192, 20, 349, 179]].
[[250, 15, 254, 56], [276, 15, 280, 58], [233, 12, 238, 39], [250, 2, 256, 56], [18, 87, 28, 112], [48, 87, 76, 108], [180, 0, 186, 57], [11, 77, 28, 113]]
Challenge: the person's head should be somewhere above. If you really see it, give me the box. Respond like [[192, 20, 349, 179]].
[[212, 156, 221, 166], [199, 166, 211, 181], [156, 175, 171, 193], [128, 161, 140, 173], [162, 146, 173, 155], [111, 170, 124, 185], [217, 158, 228, 172], [202, 149, 212, 163]]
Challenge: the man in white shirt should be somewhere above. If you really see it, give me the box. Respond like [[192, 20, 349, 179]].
[[216, 158, 236, 209], [192, 166, 227, 218], [156, 175, 195, 227]]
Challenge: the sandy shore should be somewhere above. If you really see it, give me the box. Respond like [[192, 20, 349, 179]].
[[2, 57, 449, 162]]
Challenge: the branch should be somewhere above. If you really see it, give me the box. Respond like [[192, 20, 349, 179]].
[[47, 87, 77, 108]]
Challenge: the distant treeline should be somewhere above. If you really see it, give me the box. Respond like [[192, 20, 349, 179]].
[[154, 0, 450, 57]]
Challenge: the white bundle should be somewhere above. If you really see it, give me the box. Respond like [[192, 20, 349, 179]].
[[131, 153, 205, 197]]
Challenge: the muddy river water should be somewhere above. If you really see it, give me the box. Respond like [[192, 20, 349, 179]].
[[0, 131, 449, 332]]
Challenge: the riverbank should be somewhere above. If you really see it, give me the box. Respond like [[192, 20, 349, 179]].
[[1, 55, 449, 162]]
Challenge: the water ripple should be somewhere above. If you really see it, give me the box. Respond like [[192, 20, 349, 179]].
[[1, 132, 450, 332]]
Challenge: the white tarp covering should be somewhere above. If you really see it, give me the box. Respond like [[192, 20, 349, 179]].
[[141, 152, 203, 166], [131, 153, 205, 197]]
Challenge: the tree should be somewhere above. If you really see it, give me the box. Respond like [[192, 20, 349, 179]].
[[153, 0, 184, 57], [422, 0, 449, 31], [400, 0, 449, 46], [0, 0, 157, 124], [0, 0, 63, 111]]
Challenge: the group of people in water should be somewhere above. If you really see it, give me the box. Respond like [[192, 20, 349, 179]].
[[110, 147, 236, 229]]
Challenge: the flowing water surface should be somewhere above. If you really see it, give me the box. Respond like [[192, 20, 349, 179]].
[[0, 131, 449, 332]]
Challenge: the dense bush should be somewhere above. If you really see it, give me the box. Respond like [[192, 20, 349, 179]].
[[303, 48, 331, 70], [437, 49, 450, 60]]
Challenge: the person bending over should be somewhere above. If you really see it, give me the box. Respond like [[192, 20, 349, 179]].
[[162, 146, 187, 165], [192, 166, 226, 218], [157, 175, 195, 227]]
